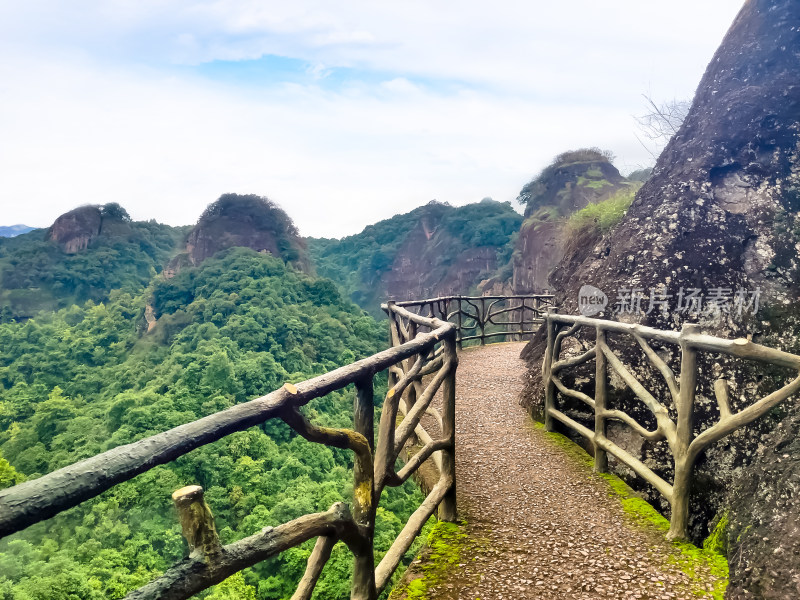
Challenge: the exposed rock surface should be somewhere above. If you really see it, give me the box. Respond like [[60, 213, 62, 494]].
[[726, 408, 800, 599], [519, 1, 800, 595], [47, 204, 134, 253], [512, 152, 635, 294], [48, 206, 103, 253], [169, 194, 309, 275]]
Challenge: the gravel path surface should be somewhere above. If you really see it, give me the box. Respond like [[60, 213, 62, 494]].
[[422, 342, 723, 600]]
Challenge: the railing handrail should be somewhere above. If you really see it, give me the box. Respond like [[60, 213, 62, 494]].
[[541, 310, 800, 540], [387, 294, 555, 347], [393, 293, 555, 307], [543, 312, 800, 368]]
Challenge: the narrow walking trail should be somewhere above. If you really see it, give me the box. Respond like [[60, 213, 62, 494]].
[[406, 342, 725, 600]]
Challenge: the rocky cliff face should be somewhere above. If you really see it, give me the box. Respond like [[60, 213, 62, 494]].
[[169, 194, 309, 275], [308, 200, 522, 315], [48, 206, 103, 253], [382, 218, 499, 300], [47, 203, 133, 253], [512, 153, 634, 293], [520, 1, 800, 593]]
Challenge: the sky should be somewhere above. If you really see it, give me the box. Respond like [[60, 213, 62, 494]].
[[0, 1, 744, 238]]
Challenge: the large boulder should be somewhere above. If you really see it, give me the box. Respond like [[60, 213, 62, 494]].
[[48, 206, 102, 253], [47, 203, 132, 253], [519, 0, 800, 591]]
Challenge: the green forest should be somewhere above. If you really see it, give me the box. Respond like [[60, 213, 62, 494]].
[[0, 208, 188, 321], [307, 200, 522, 313], [0, 247, 425, 600]]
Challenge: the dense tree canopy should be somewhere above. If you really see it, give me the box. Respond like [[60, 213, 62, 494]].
[[0, 221, 187, 320], [0, 248, 423, 599]]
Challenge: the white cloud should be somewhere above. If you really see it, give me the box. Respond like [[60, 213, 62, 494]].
[[0, 1, 745, 236]]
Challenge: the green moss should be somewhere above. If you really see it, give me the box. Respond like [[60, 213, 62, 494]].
[[388, 520, 471, 600], [529, 420, 593, 467], [531, 420, 728, 600], [597, 474, 728, 600], [703, 512, 728, 556]]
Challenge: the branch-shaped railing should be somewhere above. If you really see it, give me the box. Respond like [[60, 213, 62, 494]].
[[392, 294, 554, 348], [0, 308, 458, 600], [541, 312, 800, 540]]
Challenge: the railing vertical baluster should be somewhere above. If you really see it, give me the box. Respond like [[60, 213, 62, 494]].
[[406, 322, 418, 407], [668, 323, 699, 541], [593, 327, 608, 473], [439, 333, 458, 522], [543, 315, 556, 432], [480, 297, 486, 345], [457, 299, 463, 349], [352, 376, 377, 599]]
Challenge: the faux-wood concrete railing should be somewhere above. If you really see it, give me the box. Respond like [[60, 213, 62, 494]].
[[0, 306, 458, 600], [541, 312, 800, 541], [392, 294, 554, 348]]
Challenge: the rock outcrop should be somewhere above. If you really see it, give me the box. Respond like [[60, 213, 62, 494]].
[[519, 0, 800, 590], [47, 203, 132, 253], [168, 194, 309, 275], [512, 151, 636, 293], [48, 206, 103, 253]]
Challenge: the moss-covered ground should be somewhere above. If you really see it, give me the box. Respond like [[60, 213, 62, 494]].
[[532, 421, 729, 600], [387, 519, 477, 600]]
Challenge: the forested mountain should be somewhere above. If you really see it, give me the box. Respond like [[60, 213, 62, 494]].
[[0, 248, 424, 599], [166, 194, 310, 277], [307, 199, 522, 315], [0, 204, 187, 321]]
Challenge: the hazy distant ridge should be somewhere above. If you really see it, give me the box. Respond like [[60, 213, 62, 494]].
[[0, 225, 34, 237]]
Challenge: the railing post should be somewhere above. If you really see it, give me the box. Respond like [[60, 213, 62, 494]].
[[172, 485, 221, 560], [543, 314, 556, 432], [352, 376, 377, 599], [668, 323, 699, 541], [438, 332, 458, 522], [593, 327, 608, 473]]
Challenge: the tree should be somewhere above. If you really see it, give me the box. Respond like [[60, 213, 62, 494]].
[[634, 95, 690, 161]]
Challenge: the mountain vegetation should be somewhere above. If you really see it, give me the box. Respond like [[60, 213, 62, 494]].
[[307, 199, 522, 314], [0, 207, 187, 321], [0, 247, 425, 600]]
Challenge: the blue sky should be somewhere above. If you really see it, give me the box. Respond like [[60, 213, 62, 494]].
[[0, 1, 744, 237]]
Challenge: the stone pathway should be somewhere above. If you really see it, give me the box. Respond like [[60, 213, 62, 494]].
[[407, 342, 724, 600]]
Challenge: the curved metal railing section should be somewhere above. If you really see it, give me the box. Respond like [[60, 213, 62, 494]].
[[0, 311, 458, 600], [541, 313, 800, 541], [391, 294, 554, 347]]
